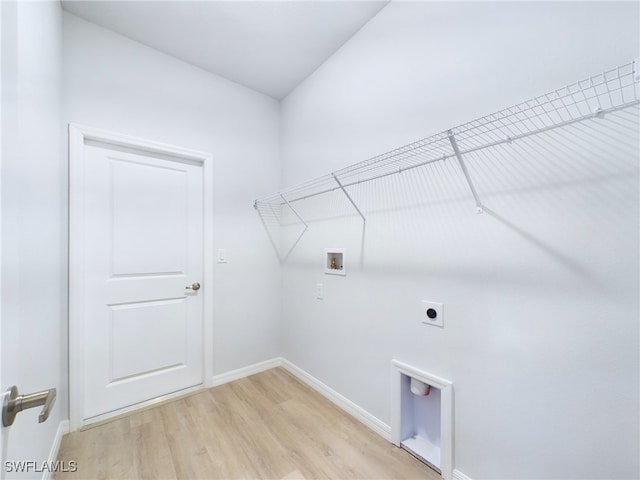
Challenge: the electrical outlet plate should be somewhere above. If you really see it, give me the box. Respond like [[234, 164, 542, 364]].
[[421, 300, 444, 328]]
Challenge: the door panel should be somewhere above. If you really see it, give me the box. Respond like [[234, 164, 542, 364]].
[[109, 298, 188, 381], [81, 144, 204, 421], [110, 158, 188, 276]]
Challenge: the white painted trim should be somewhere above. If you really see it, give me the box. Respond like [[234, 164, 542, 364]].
[[202, 150, 214, 388], [391, 359, 453, 390], [453, 469, 472, 480], [69, 123, 213, 161], [0, 3, 4, 472], [68, 123, 214, 431], [82, 384, 205, 428], [211, 358, 392, 442], [66, 354, 459, 477], [68, 124, 85, 432], [42, 420, 70, 480], [391, 359, 453, 480], [211, 358, 283, 387], [280, 358, 391, 441]]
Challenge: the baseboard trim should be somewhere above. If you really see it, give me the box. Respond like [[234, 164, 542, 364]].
[[210, 358, 467, 478], [453, 469, 472, 480], [279, 358, 391, 441], [42, 419, 70, 480], [58, 358, 464, 478], [211, 357, 391, 441], [211, 357, 283, 387]]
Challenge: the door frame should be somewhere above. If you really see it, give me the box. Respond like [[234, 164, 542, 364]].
[[68, 123, 214, 431], [0, 0, 4, 464]]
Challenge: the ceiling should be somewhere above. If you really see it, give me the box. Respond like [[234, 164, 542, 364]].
[[61, 1, 389, 99]]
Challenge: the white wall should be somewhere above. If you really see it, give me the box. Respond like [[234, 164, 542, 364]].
[[4, 3, 637, 478], [280, 2, 639, 478], [62, 13, 283, 376], [1, 1, 65, 477]]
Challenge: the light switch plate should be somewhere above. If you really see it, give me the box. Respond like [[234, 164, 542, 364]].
[[316, 283, 324, 300], [421, 300, 443, 327], [217, 249, 227, 263]]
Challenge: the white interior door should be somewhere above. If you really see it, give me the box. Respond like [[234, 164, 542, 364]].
[[70, 125, 213, 428]]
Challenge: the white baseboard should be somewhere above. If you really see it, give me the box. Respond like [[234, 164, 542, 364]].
[[453, 469, 472, 480], [279, 358, 391, 441], [54, 359, 466, 480], [212, 358, 469, 479], [210, 357, 391, 441], [211, 357, 283, 387], [211, 358, 469, 480], [42, 419, 70, 480]]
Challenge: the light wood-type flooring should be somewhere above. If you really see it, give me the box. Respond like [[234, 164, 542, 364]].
[[56, 367, 439, 479]]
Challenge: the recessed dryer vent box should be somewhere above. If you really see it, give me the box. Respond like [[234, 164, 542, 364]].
[[391, 359, 453, 479], [324, 248, 346, 276]]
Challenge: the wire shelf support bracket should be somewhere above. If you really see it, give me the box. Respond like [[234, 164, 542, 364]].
[[254, 194, 308, 263], [447, 130, 484, 214], [331, 173, 366, 223]]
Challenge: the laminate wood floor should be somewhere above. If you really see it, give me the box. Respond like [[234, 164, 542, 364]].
[[56, 367, 438, 479]]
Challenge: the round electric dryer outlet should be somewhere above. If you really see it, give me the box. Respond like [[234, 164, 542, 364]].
[[421, 301, 444, 327]]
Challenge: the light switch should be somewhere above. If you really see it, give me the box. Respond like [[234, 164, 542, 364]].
[[316, 283, 324, 300], [217, 249, 227, 263]]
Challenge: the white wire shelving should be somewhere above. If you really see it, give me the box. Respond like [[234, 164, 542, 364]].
[[255, 59, 640, 261]]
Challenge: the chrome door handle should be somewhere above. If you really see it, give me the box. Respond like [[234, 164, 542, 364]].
[[2, 386, 57, 427], [186, 282, 201, 291]]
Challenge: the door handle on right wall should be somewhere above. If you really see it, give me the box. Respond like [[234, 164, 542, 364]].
[[185, 282, 201, 291]]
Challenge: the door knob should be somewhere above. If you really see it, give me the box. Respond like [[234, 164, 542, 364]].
[[2, 386, 57, 427], [185, 282, 201, 291]]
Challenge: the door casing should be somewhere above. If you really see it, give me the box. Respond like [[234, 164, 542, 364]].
[[68, 123, 214, 431]]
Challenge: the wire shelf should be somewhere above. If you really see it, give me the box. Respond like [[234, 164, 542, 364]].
[[254, 60, 639, 259]]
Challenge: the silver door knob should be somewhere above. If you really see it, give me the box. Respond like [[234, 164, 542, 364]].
[[186, 282, 201, 291], [2, 386, 57, 426]]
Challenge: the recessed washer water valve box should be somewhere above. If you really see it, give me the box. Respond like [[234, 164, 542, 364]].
[[421, 301, 443, 328], [324, 248, 346, 276]]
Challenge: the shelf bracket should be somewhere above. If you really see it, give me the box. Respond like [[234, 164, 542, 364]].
[[253, 195, 308, 263], [278, 193, 308, 262], [254, 200, 282, 261], [447, 130, 484, 214], [332, 173, 366, 223], [280, 193, 308, 229]]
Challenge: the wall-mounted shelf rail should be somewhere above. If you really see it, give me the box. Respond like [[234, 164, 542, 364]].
[[255, 59, 639, 260]]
